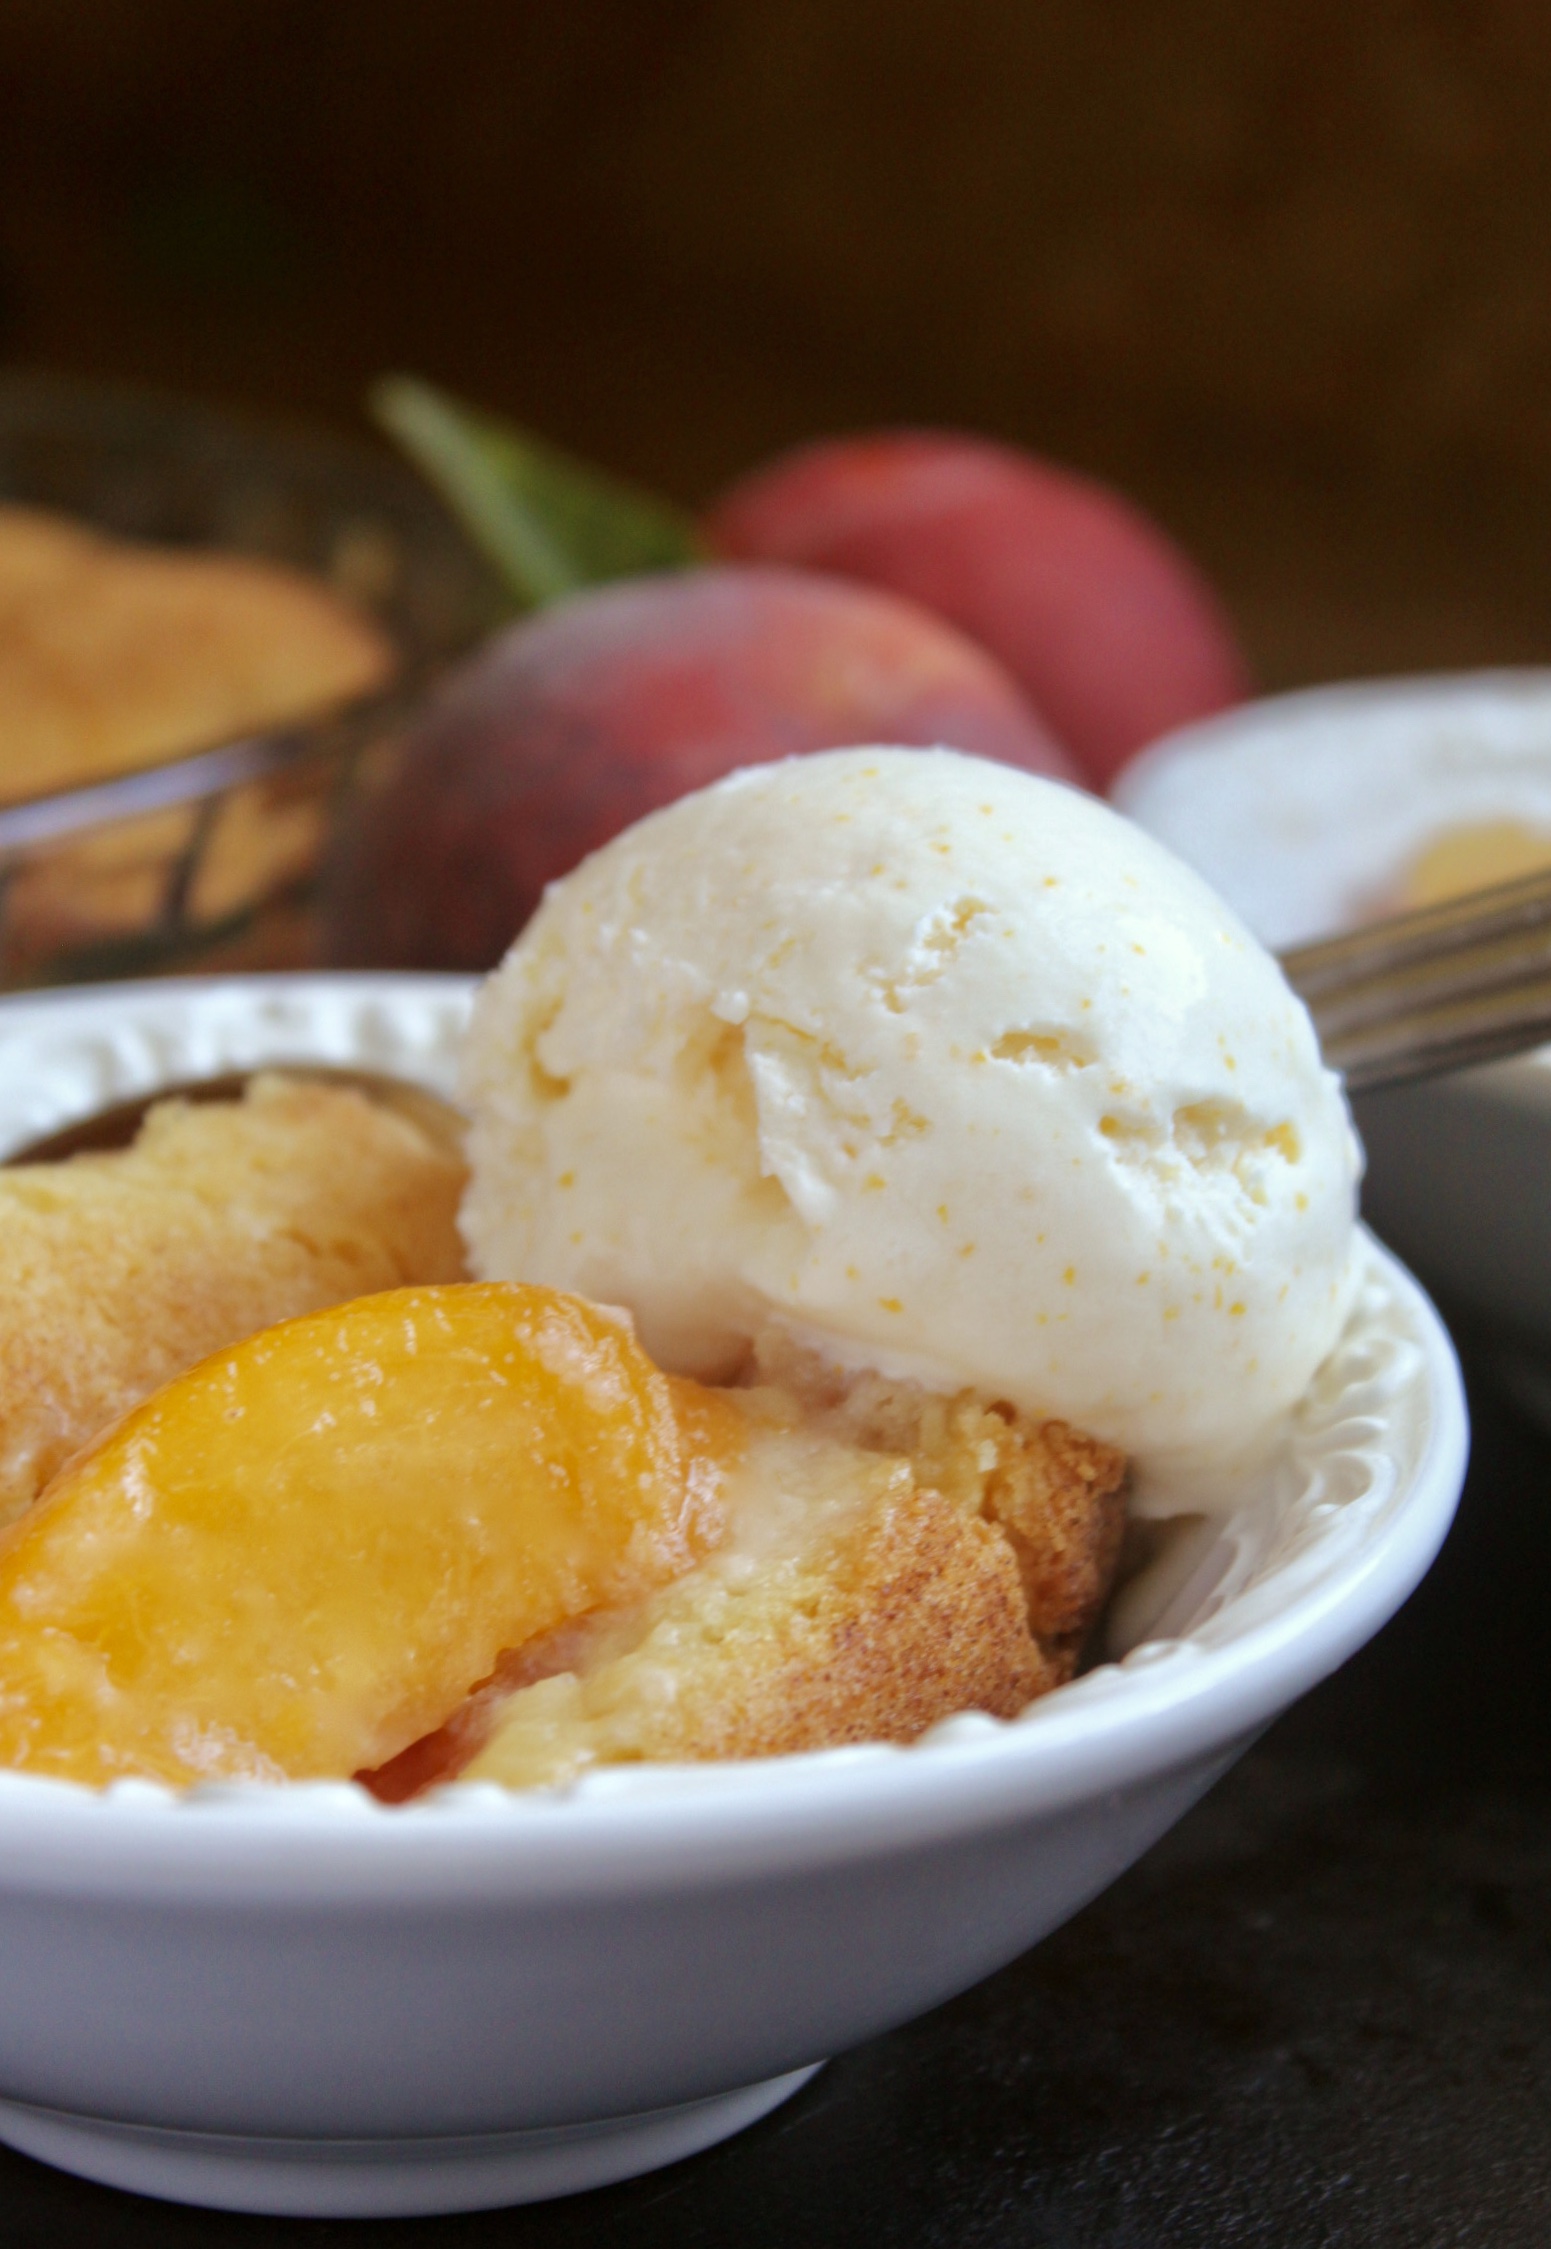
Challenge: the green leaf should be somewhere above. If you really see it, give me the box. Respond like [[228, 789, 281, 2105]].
[[369, 374, 705, 612]]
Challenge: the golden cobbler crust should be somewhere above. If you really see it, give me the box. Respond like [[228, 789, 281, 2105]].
[[768, 1341, 1128, 1677], [0, 1074, 467, 1524], [564, 1474, 1047, 1765], [407, 1343, 1128, 1795], [0, 504, 394, 804]]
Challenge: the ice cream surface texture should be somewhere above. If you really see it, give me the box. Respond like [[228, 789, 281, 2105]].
[[460, 747, 1361, 1497]]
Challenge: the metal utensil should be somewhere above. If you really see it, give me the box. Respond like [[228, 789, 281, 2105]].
[[1280, 864, 1551, 1092]]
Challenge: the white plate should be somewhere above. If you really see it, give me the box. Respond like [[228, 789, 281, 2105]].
[[0, 974, 1467, 2217], [1116, 673, 1551, 1360]]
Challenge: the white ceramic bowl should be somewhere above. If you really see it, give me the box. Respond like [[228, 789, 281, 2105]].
[[0, 975, 1467, 2219], [1115, 673, 1551, 1362]]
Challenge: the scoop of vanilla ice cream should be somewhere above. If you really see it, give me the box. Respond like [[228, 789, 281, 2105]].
[[460, 746, 1361, 1489]]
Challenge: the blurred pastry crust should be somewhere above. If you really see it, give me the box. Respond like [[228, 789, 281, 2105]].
[[399, 1341, 1127, 1794], [0, 503, 394, 806], [0, 1074, 466, 1524]]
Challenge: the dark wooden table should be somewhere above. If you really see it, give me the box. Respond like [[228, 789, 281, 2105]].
[[2, 1318, 1544, 2248]]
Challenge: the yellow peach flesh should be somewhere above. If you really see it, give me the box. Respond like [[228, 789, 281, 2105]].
[[0, 1283, 734, 1788]]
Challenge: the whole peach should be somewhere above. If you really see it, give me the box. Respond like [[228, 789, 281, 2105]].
[[707, 432, 1251, 789], [324, 563, 1073, 970]]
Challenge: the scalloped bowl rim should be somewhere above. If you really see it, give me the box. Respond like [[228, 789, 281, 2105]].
[[0, 973, 1467, 1899]]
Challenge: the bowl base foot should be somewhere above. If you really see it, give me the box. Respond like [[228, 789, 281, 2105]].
[[0, 2065, 824, 2217]]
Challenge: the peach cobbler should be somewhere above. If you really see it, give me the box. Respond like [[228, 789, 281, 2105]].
[[0, 749, 1363, 1793], [0, 1100, 1123, 1790]]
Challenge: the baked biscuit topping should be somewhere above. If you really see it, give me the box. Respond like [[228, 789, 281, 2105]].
[[450, 1358, 1125, 1792], [0, 1074, 467, 1526], [0, 503, 394, 806]]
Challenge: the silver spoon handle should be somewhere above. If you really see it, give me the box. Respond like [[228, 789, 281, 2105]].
[[1279, 865, 1551, 1091]]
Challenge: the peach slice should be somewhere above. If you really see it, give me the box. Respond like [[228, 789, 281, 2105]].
[[0, 1283, 735, 1789]]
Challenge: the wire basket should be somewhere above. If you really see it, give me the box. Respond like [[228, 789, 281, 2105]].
[[0, 373, 501, 988]]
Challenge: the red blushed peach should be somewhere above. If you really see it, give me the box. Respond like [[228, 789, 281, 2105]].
[[707, 433, 1251, 789], [324, 563, 1074, 971]]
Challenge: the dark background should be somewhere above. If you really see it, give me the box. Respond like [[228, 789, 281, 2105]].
[[4, 1, 1551, 689]]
